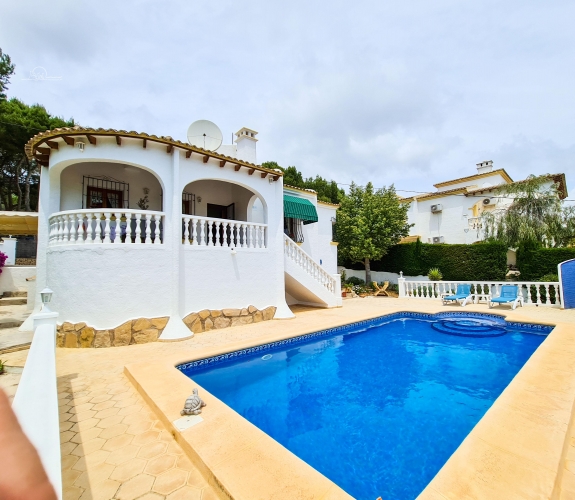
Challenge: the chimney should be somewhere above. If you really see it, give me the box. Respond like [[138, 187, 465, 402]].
[[234, 127, 258, 164], [476, 160, 493, 174]]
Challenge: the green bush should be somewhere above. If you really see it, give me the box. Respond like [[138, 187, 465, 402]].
[[516, 247, 575, 281], [346, 276, 365, 286], [427, 268, 443, 281], [339, 241, 507, 281]]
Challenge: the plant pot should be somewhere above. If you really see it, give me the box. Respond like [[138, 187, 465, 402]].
[[341, 291, 347, 297]]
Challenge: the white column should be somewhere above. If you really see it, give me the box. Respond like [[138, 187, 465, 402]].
[[160, 149, 193, 340], [398, 273, 406, 298]]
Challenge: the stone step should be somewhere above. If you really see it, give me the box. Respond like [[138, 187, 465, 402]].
[[0, 319, 24, 329], [0, 298, 27, 306], [0, 343, 31, 355], [2, 291, 27, 298]]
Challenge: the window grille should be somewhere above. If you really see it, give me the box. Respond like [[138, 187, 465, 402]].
[[182, 192, 196, 215], [284, 217, 304, 243], [82, 176, 129, 209]]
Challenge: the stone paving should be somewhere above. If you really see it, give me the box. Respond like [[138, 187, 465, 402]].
[[2, 297, 575, 499]]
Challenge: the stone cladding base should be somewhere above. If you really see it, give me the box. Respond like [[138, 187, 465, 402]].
[[183, 305, 277, 333], [56, 317, 169, 348], [55, 305, 277, 348]]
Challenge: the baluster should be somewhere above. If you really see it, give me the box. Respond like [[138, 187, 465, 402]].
[[554, 284, 561, 306], [544, 284, 550, 305], [183, 217, 190, 244], [190, 218, 197, 245], [69, 213, 78, 243], [101, 212, 111, 243], [234, 222, 239, 247], [197, 220, 204, 245], [535, 284, 542, 305], [49, 217, 56, 244], [144, 214, 152, 244], [240, 224, 246, 248], [206, 221, 213, 247], [246, 225, 251, 248], [151, 214, 158, 243], [132, 213, 141, 244], [93, 213, 102, 243], [54, 216, 61, 243], [80, 215, 88, 243], [258, 226, 264, 248], [224, 222, 230, 247], [519, 283, 533, 304]]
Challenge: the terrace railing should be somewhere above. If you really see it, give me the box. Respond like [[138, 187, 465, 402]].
[[402, 280, 561, 307], [48, 209, 164, 246], [182, 215, 267, 249], [284, 235, 337, 294]]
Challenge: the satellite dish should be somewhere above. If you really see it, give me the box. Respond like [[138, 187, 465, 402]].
[[187, 120, 223, 151]]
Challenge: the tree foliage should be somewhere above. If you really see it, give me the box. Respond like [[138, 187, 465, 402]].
[[0, 48, 75, 211], [482, 174, 575, 248], [336, 182, 411, 282], [261, 161, 344, 204]]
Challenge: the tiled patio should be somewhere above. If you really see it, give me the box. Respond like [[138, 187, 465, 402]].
[[2, 297, 575, 499]]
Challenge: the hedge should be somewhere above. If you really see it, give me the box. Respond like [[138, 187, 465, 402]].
[[516, 247, 575, 281], [340, 241, 508, 281]]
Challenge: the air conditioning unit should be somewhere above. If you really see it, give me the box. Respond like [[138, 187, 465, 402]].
[[432, 236, 445, 244], [430, 204, 443, 213], [482, 198, 493, 205]]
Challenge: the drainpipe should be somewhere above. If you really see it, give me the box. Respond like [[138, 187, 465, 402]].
[[159, 149, 194, 340]]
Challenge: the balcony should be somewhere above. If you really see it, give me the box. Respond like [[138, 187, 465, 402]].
[[182, 215, 267, 249], [48, 209, 164, 246]]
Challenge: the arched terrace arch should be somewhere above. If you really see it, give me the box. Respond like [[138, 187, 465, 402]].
[[49, 161, 165, 245], [181, 179, 267, 248]]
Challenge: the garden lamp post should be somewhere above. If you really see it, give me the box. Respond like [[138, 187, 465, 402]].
[[40, 288, 54, 312]]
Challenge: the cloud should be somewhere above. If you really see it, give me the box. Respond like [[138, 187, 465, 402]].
[[1, 0, 575, 195]]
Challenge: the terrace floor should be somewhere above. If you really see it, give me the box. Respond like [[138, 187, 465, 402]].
[[2, 297, 575, 499]]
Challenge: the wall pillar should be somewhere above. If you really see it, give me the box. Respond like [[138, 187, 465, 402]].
[[398, 273, 406, 298], [159, 150, 193, 340]]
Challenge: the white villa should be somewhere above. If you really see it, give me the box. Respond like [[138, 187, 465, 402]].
[[402, 160, 567, 245], [23, 125, 341, 344]]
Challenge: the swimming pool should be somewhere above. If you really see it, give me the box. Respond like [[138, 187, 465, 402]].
[[178, 312, 551, 500]]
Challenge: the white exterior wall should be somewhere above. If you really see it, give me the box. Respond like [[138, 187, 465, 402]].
[[0, 238, 17, 265], [36, 136, 291, 332], [407, 192, 514, 244], [434, 172, 508, 192]]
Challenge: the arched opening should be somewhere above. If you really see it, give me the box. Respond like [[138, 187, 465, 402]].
[[59, 161, 163, 211], [51, 161, 165, 245], [181, 179, 267, 248], [182, 179, 265, 221]]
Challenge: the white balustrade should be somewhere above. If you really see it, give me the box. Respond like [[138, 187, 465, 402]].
[[182, 215, 268, 249], [48, 209, 165, 246], [402, 280, 562, 307], [284, 235, 337, 295]]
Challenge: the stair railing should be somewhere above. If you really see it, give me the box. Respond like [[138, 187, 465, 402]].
[[284, 235, 337, 294]]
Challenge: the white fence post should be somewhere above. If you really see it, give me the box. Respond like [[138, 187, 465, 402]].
[[398, 272, 406, 298], [12, 310, 61, 499]]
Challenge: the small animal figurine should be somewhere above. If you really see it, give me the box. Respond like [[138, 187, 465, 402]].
[[181, 388, 207, 416]]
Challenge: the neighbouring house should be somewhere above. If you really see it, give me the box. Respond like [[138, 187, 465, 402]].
[[23, 125, 341, 344], [401, 160, 567, 245]]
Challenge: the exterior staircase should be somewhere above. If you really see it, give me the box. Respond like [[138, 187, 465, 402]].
[[284, 235, 342, 308], [0, 291, 32, 354]]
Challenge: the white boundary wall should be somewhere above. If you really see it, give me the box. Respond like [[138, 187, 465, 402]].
[[338, 267, 429, 284], [0, 266, 36, 294]]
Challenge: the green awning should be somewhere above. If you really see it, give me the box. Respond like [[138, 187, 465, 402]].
[[283, 194, 318, 225]]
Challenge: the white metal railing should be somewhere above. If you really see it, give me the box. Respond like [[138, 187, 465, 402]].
[[182, 215, 267, 249], [48, 209, 164, 246], [284, 235, 337, 294], [403, 280, 561, 307]]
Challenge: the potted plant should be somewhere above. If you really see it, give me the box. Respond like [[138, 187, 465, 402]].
[[428, 268, 443, 297]]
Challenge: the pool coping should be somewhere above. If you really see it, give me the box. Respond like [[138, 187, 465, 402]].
[[125, 308, 575, 500]]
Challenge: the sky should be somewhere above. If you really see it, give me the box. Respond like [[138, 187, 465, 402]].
[[2, 0, 575, 197]]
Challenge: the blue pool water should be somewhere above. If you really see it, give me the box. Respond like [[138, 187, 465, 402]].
[[179, 313, 551, 500]]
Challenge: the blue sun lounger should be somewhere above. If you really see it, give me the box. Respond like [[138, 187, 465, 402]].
[[489, 285, 523, 310], [442, 284, 473, 306]]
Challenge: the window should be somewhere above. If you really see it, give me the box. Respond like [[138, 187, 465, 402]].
[[182, 192, 196, 215], [83, 176, 128, 209], [86, 186, 123, 209], [284, 218, 304, 243]]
